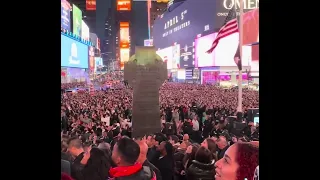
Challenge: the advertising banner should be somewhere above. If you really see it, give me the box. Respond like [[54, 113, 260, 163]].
[[144, 39, 154, 46], [117, 0, 131, 11], [89, 46, 95, 72], [215, 0, 259, 28], [72, 4, 82, 36], [120, 22, 130, 48], [86, 0, 96, 11], [94, 57, 103, 72], [61, 34, 89, 68], [243, 8, 259, 45], [156, 44, 180, 70], [195, 32, 251, 67], [61, 0, 71, 31], [120, 48, 130, 70], [153, 0, 217, 68], [81, 20, 90, 40]]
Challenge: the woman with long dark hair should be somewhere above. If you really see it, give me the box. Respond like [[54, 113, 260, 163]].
[[215, 142, 259, 180], [81, 148, 111, 180], [186, 146, 215, 180], [201, 138, 217, 162]]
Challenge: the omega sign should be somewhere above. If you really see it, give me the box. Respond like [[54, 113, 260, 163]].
[[217, 0, 259, 16], [163, 10, 190, 37]]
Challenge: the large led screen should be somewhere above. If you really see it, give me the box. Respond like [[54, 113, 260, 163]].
[[153, 0, 217, 68], [94, 57, 103, 72], [61, 34, 89, 68], [243, 8, 259, 45], [195, 33, 216, 67], [195, 32, 251, 67], [81, 20, 90, 40], [61, 0, 71, 31], [72, 5, 82, 36], [215, 0, 259, 28], [117, 0, 131, 11], [156, 44, 180, 69]]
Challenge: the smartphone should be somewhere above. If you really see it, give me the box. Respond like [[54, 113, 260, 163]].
[[253, 117, 259, 126]]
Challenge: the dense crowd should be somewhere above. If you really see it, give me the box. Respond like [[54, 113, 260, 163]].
[[61, 81, 259, 180]]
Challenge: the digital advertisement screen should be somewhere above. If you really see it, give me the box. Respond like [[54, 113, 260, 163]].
[[243, 8, 259, 45], [120, 48, 130, 70], [72, 4, 82, 36], [157, 47, 173, 70], [61, 34, 89, 68], [94, 57, 103, 72], [144, 39, 154, 47], [177, 69, 186, 79], [214, 0, 259, 28], [195, 33, 216, 67], [219, 74, 231, 81], [120, 22, 130, 48], [201, 71, 219, 84], [153, 0, 218, 68], [61, 0, 71, 31], [117, 0, 131, 11], [81, 20, 90, 40], [89, 46, 95, 72], [195, 32, 251, 67], [86, 0, 96, 11], [156, 45, 180, 69]]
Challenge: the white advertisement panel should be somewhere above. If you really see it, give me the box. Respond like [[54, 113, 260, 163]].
[[81, 20, 90, 40], [156, 44, 180, 70]]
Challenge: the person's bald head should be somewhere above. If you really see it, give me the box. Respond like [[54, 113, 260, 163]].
[[136, 140, 148, 163]]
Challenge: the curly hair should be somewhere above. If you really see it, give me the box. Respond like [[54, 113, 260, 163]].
[[235, 143, 259, 180]]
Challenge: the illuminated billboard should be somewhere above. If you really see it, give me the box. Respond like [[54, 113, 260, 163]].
[[72, 4, 82, 36], [86, 0, 96, 11], [120, 22, 130, 48], [156, 44, 180, 69], [61, 0, 71, 31], [117, 0, 131, 11], [195, 32, 251, 67], [120, 48, 130, 70], [61, 34, 89, 69], [215, 0, 259, 28], [144, 39, 154, 47], [81, 20, 90, 40], [153, 0, 217, 68], [120, 22, 130, 70]]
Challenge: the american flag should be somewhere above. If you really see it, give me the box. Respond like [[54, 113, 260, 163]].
[[206, 7, 238, 54]]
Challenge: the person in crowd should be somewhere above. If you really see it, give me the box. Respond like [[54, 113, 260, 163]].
[[147, 133, 166, 165], [214, 142, 259, 180], [68, 137, 85, 180], [154, 141, 175, 180], [110, 137, 154, 180], [216, 136, 229, 160], [201, 138, 217, 161], [183, 144, 200, 171], [186, 146, 215, 180], [136, 140, 162, 180], [169, 135, 180, 149], [81, 147, 111, 180]]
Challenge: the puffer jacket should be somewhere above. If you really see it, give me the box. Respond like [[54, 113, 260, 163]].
[[186, 160, 215, 180]]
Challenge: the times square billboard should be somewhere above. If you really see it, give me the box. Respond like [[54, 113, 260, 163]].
[[153, 0, 259, 68]]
